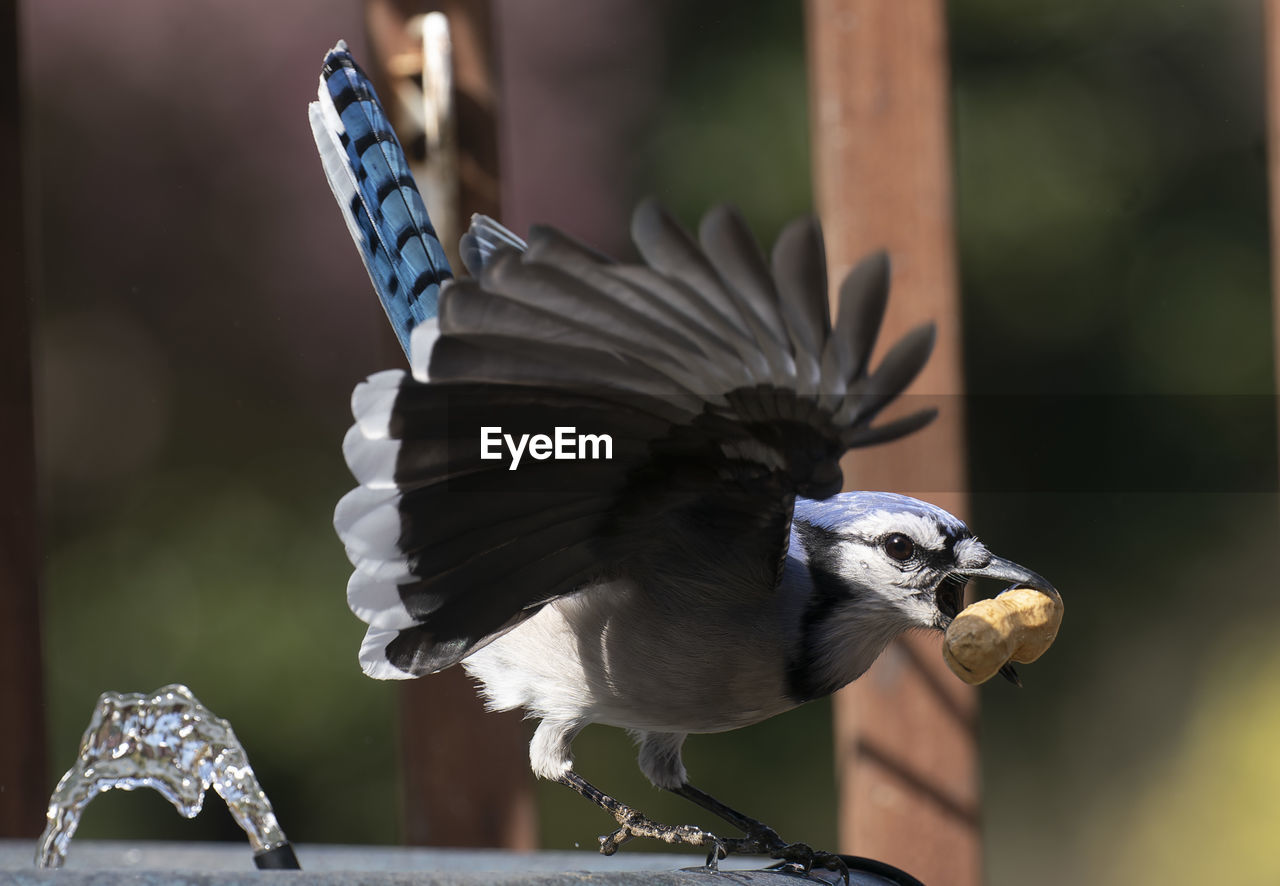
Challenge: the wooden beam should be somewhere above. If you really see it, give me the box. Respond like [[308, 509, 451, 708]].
[[0, 0, 49, 840], [805, 2, 980, 883], [365, 0, 537, 850]]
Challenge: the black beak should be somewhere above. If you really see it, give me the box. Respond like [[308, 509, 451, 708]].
[[949, 555, 1055, 687], [935, 554, 1055, 624], [997, 662, 1023, 687], [959, 555, 1056, 595]]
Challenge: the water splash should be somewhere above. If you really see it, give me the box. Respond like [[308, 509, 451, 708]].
[[35, 683, 294, 869]]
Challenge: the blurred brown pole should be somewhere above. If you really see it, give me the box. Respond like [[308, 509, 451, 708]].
[[0, 0, 48, 839], [364, 0, 659, 850], [806, 2, 980, 884], [1265, 0, 1280, 438], [364, 0, 536, 849]]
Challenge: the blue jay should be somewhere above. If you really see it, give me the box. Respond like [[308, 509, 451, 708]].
[[311, 41, 1054, 877]]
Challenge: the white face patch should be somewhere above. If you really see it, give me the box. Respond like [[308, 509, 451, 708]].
[[953, 536, 991, 571], [832, 537, 945, 603], [849, 509, 952, 555], [820, 508, 967, 632]]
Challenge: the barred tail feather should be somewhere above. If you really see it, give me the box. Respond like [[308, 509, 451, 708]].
[[310, 40, 452, 357]]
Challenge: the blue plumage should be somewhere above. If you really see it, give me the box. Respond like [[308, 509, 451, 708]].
[[310, 40, 451, 356], [792, 491, 967, 535]]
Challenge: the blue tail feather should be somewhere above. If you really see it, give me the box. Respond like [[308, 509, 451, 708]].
[[310, 40, 451, 357]]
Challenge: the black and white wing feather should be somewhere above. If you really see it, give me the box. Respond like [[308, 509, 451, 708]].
[[337, 201, 936, 679]]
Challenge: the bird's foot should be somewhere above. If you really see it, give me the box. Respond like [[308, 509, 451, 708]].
[[564, 772, 844, 879], [763, 842, 849, 885], [598, 814, 846, 882], [598, 810, 727, 865], [733, 826, 846, 883], [557, 772, 730, 865]]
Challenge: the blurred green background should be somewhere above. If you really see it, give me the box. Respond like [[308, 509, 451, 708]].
[[18, 1, 1280, 884]]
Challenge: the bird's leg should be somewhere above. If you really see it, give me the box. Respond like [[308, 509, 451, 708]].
[[672, 782, 849, 884], [556, 771, 737, 868]]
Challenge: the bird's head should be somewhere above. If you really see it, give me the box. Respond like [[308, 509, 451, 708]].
[[789, 492, 1054, 695]]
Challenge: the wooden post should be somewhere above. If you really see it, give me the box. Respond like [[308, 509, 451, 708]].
[[365, 0, 537, 850], [0, 0, 49, 839], [1265, 0, 1280, 431], [806, 2, 981, 883], [362, 0, 660, 850], [494, 0, 660, 257]]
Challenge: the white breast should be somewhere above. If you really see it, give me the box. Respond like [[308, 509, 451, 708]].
[[462, 577, 799, 736]]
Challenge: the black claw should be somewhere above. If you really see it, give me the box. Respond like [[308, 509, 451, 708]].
[[819, 852, 851, 886], [762, 842, 850, 885], [703, 839, 728, 872], [598, 825, 634, 856]]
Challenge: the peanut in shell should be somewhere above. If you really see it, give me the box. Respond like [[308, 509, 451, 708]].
[[943, 586, 1064, 685]]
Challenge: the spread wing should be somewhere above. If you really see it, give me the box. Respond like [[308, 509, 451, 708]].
[[336, 200, 937, 678]]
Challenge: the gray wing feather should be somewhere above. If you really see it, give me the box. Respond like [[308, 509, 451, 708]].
[[834, 250, 891, 383], [629, 201, 775, 384], [459, 213, 528, 277], [770, 215, 830, 393], [836, 323, 937, 427], [697, 205, 796, 388]]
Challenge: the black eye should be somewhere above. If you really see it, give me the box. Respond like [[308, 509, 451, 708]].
[[883, 533, 915, 562]]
